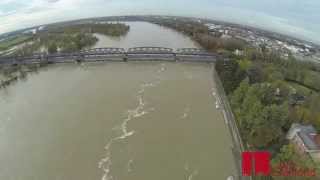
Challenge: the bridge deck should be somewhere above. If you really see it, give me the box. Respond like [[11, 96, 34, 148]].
[[0, 47, 218, 65]]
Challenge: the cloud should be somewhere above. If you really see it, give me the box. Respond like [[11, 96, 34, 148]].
[[0, 0, 319, 44], [47, 0, 60, 2]]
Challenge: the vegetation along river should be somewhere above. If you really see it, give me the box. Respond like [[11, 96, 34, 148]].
[[0, 22, 235, 180]]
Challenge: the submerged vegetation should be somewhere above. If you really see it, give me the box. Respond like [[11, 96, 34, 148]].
[[62, 23, 130, 37], [0, 34, 33, 51], [4, 23, 130, 57], [0, 22, 130, 87]]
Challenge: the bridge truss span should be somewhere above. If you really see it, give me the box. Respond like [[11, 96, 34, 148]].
[[128, 47, 174, 54], [176, 48, 216, 56], [0, 46, 218, 65], [81, 48, 126, 55]]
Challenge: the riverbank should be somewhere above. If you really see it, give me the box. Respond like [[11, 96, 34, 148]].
[[212, 67, 247, 180], [148, 16, 320, 179]]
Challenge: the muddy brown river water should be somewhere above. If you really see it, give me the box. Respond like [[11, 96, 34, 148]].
[[0, 22, 235, 180]]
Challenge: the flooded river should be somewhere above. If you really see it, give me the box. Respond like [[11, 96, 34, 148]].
[[0, 22, 235, 180]]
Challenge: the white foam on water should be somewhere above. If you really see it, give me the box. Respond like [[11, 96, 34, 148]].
[[99, 140, 114, 180], [99, 63, 166, 180], [157, 63, 166, 73], [211, 89, 221, 110], [187, 170, 199, 180], [211, 88, 217, 99], [98, 95, 148, 180], [215, 101, 220, 109], [222, 110, 229, 125], [127, 159, 134, 172], [180, 107, 190, 119], [184, 162, 198, 180], [184, 162, 190, 171]]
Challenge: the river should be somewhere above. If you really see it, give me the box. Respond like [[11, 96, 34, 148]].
[[0, 22, 236, 180]]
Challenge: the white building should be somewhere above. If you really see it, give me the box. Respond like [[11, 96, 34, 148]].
[[287, 123, 320, 162]]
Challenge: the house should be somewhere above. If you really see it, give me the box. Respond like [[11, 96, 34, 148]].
[[233, 49, 244, 56], [287, 123, 320, 162], [289, 93, 305, 106]]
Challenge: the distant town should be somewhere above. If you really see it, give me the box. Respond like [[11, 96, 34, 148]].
[[203, 20, 320, 62]]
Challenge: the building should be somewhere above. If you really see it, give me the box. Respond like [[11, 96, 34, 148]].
[[289, 93, 305, 106], [233, 49, 244, 56], [287, 123, 320, 162]]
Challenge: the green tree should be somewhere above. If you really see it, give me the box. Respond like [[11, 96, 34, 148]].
[[215, 59, 246, 94], [245, 104, 287, 149], [48, 43, 58, 54], [248, 63, 264, 84], [230, 79, 250, 109]]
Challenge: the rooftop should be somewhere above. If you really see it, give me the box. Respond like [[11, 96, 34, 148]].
[[298, 132, 320, 151], [289, 123, 320, 151]]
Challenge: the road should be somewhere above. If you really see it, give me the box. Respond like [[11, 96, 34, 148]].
[[212, 67, 250, 180]]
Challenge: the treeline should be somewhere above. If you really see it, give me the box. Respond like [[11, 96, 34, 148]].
[[153, 19, 247, 52], [61, 23, 130, 37], [40, 33, 98, 53], [14, 33, 98, 56], [216, 49, 320, 177]]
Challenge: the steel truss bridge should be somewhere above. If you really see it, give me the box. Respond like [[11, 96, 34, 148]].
[[0, 47, 218, 66]]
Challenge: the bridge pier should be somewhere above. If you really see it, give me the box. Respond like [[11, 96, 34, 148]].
[[75, 54, 84, 63], [123, 54, 128, 62]]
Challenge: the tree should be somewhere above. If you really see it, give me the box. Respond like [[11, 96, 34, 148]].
[[247, 63, 264, 84], [215, 59, 246, 94], [231, 79, 250, 109], [231, 83, 289, 149], [246, 104, 287, 149], [222, 38, 246, 51], [238, 58, 252, 71], [48, 43, 57, 54], [273, 144, 295, 163]]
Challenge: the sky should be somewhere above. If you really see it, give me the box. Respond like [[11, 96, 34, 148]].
[[0, 0, 320, 44]]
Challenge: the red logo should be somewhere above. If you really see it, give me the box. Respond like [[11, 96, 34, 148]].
[[242, 151, 316, 177], [242, 151, 271, 176]]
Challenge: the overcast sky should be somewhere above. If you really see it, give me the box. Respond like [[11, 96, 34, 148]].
[[0, 0, 319, 44]]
